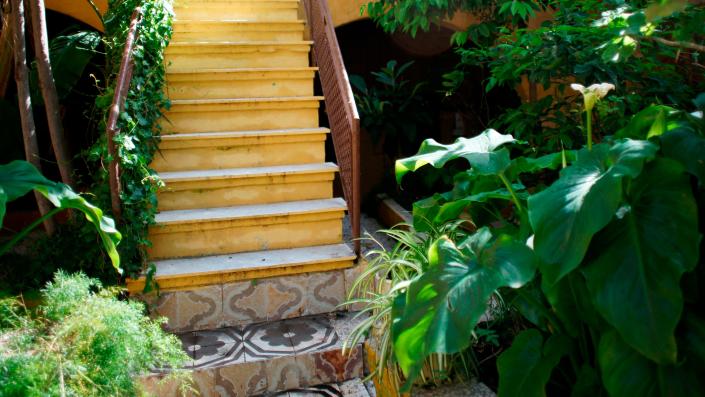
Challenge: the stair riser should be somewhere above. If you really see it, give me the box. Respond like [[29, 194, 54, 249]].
[[135, 268, 355, 330], [166, 46, 310, 70], [142, 346, 363, 396], [163, 107, 319, 133], [167, 75, 314, 100], [174, 6, 299, 21], [158, 174, 335, 211], [173, 27, 304, 42], [153, 137, 326, 172], [148, 212, 344, 260]]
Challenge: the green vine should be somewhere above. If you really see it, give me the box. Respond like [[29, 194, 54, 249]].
[[92, 0, 173, 277]]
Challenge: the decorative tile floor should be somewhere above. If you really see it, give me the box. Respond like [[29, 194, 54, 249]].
[[145, 312, 366, 396], [178, 314, 345, 370], [263, 378, 371, 397]]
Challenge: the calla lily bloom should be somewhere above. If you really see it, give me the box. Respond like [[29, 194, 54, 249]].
[[571, 83, 615, 112]]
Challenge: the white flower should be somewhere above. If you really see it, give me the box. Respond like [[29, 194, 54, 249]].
[[571, 83, 616, 111]]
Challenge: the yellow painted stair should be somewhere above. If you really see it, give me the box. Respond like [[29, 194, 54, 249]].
[[129, 0, 358, 330]]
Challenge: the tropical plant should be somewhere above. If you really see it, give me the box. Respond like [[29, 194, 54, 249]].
[[344, 221, 495, 391], [0, 160, 122, 273], [389, 92, 705, 395], [0, 271, 191, 396], [350, 60, 431, 157]]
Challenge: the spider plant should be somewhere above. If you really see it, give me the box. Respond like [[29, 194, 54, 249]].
[[343, 220, 480, 392]]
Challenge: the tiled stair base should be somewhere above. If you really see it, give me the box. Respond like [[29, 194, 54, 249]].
[[138, 264, 364, 333], [142, 312, 366, 396], [265, 379, 372, 397]]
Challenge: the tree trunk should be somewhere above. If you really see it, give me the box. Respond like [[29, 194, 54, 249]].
[[11, 0, 54, 234], [28, 0, 74, 188], [0, 0, 13, 97]]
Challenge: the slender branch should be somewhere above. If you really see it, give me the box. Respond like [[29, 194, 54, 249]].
[[11, 0, 55, 234], [645, 35, 705, 53], [0, 207, 61, 256], [29, 0, 75, 188]]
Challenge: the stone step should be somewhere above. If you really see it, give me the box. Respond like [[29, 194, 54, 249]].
[[148, 198, 347, 260], [173, 20, 305, 42], [166, 41, 312, 70], [128, 243, 355, 293], [158, 163, 338, 211], [167, 67, 316, 100], [162, 96, 323, 134], [174, 0, 300, 22], [152, 128, 330, 172], [269, 379, 372, 397], [141, 312, 365, 396]]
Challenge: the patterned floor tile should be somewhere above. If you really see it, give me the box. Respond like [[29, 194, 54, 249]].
[[178, 327, 245, 369], [284, 315, 339, 354], [304, 272, 345, 316], [214, 360, 268, 396], [266, 355, 306, 392], [338, 379, 369, 397], [152, 285, 224, 332], [244, 320, 296, 361], [223, 281, 270, 327], [266, 275, 308, 321]]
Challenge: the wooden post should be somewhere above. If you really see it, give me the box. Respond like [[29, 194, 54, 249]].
[[0, 0, 13, 97], [29, 0, 74, 188], [11, 0, 54, 234]]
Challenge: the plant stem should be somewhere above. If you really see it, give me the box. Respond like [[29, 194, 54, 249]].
[[586, 110, 593, 151], [0, 207, 61, 256], [499, 172, 524, 215]]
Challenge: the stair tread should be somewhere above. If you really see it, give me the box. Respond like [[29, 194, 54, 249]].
[[174, 19, 305, 24], [155, 198, 347, 224], [150, 243, 354, 279], [161, 127, 330, 141], [168, 66, 317, 75], [169, 40, 312, 46], [170, 96, 324, 106], [273, 379, 372, 397], [160, 163, 338, 182]]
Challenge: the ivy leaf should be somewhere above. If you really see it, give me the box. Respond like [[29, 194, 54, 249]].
[[392, 229, 537, 389], [528, 140, 658, 285], [584, 159, 700, 364], [497, 329, 570, 397], [395, 129, 515, 183]]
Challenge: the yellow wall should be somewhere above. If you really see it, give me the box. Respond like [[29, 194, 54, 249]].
[[46, 0, 107, 31]]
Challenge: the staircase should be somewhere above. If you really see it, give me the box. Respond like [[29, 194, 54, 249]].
[[128, 1, 368, 395]]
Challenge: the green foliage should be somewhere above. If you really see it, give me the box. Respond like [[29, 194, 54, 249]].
[[90, 0, 174, 277], [0, 161, 122, 273], [389, 100, 705, 395], [392, 230, 536, 389], [0, 271, 190, 396], [350, 60, 431, 157], [29, 29, 102, 104]]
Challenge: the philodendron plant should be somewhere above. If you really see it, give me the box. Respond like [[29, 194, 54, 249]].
[[391, 94, 705, 395]]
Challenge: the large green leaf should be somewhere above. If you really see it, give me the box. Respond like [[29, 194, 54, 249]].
[[528, 140, 658, 285], [599, 330, 704, 397], [392, 229, 537, 388], [497, 329, 570, 397], [541, 272, 602, 338], [30, 31, 101, 103], [584, 159, 700, 364], [0, 161, 122, 273], [395, 129, 515, 183], [659, 128, 705, 185]]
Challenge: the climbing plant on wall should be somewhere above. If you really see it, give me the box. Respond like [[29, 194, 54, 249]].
[[91, 0, 173, 278]]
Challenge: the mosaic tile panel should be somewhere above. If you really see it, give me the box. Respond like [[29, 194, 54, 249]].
[[165, 313, 366, 396]]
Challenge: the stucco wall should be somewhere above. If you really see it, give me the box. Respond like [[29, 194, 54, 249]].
[[46, 0, 107, 31]]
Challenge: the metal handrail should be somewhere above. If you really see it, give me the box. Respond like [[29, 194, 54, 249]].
[[303, 0, 361, 255], [105, 7, 142, 222]]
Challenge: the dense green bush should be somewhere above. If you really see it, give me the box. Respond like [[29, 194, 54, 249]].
[[0, 271, 190, 396]]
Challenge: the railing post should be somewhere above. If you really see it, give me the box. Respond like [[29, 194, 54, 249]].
[[105, 7, 142, 222]]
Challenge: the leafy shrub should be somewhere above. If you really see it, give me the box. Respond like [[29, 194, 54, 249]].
[[390, 94, 705, 395], [0, 272, 190, 396]]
